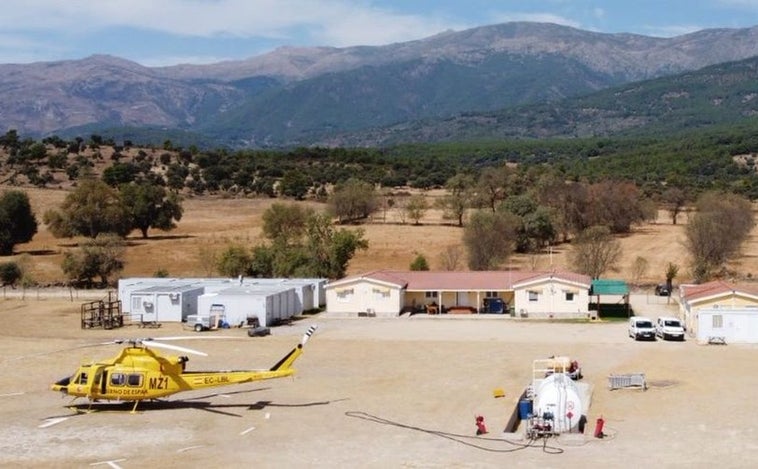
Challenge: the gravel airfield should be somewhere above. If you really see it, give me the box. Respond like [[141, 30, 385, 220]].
[[1, 295, 756, 468]]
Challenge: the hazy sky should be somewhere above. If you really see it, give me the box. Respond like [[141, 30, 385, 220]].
[[2, 0, 757, 66]]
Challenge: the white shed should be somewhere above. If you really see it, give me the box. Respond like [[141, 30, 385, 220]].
[[196, 286, 298, 327], [128, 284, 205, 322], [696, 307, 758, 344]]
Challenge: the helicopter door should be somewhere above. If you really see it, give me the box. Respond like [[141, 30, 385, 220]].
[[91, 366, 107, 397]]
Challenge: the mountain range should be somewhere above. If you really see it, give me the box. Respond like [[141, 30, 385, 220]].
[[3, 22, 758, 148]]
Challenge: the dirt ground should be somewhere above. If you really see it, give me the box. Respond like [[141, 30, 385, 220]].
[[1, 295, 757, 468]]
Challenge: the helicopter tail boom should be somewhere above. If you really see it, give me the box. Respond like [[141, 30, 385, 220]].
[[269, 325, 317, 372]]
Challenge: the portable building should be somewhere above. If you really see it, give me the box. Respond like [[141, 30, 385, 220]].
[[696, 307, 758, 344], [127, 284, 205, 323], [196, 286, 297, 327]]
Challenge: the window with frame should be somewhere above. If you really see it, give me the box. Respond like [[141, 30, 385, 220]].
[[372, 288, 390, 299], [712, 314, 723, 329], [564, 291, 575, 301], [110, 373, 126, 386], [336, 288, 354, 302], [131, 296, 142, 311], [425, 291, 438, 299], [127, 374, 143, 387], [485, 291, 499, 298], [528, 291, 539, 302]]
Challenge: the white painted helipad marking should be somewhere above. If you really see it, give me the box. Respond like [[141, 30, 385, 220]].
[[218, 394, 231, 398], [264, 412, 271, 419], [240, 426, 256, 435], [177, 445, 205, 453], [38, 417, 69, 428], [0, 392, 24, 397], [89, 458, 126, 468]]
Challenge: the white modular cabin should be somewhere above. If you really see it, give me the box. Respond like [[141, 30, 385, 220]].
[[237, 278, 326, 311], [196, 286, 298, 327], [696, 307, 758, 344], [118, 278, 177, 312], [127, 284, 205, 323]]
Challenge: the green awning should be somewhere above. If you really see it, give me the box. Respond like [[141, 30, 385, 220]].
[[591, 279, 629, 295]]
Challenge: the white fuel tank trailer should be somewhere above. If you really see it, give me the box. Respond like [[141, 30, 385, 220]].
[[533, 372, 584, 433]]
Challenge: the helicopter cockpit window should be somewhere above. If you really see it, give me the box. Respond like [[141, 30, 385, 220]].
[[110, 373, 126, 386], [127, 374, 143, 387], [74, 372, 88, 384]]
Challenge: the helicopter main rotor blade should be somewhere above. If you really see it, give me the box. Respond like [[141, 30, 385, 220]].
[[142, 340, 208, 357], [145, 336, 238, 341]]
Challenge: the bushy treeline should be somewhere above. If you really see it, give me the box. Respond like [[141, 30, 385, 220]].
[[4, 122, 758, 200]]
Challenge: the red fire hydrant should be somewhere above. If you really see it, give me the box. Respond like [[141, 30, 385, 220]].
[[475, 415, 488, 435], [594, 416, 605, 438]]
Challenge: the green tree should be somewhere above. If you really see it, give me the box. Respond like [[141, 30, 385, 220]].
[[217, 245, 252, 277], [329, 178, 378, 223], [249, 244, 276, 278], [301, 213, 369, 278], [119, 182, 183, 238], [0, 262, 22, 287], [665, 262, 679, 293], [102, 162, 139, 186], [279, 170, 311, 200], [662, 187, 688, 225], [410, 254, 430, 271], [404, 194, 428, 225], [438, 174, 475, 227], [43, 178, 131, 238], [685, 192, 754, 282], [570, 225, 622, 279], [463, 210, 519, 270], [476, 167, 509, 212], [256, 206, 368, 279], [262, 203, 313, 246], [61, 234, 125, 287], [0, 190, 38, 255]]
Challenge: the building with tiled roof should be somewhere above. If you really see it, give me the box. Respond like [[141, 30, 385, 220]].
[[325, 270, 592, 318], [679, 281, 758, 343]]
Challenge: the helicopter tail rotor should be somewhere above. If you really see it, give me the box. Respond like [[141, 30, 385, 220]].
[[301, 325, 318, 347], [269, 325, 317, 372]]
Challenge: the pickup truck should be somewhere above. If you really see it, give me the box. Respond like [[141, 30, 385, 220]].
[[656, 316, 685, 341], [628, 316, 656, 341]]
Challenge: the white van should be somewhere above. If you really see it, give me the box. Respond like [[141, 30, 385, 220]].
[[656, 316, 685, 341], [628, 316, 656, 341]]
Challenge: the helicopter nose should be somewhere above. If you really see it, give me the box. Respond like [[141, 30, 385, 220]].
[[52, 376, 71, 393]]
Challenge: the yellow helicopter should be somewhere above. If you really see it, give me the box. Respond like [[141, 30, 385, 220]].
[[50, 325, 317, 412]]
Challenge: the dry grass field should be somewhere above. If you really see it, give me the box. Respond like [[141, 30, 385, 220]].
[[7, 185, 758, 288]]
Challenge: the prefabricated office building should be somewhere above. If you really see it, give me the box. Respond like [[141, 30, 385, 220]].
[[118, 277, 326, 324], [198, 286, 298, 327]]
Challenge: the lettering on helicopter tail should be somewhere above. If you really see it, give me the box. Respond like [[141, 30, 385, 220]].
[[194, 375, 231, 386], [148, 376, 169, 390]]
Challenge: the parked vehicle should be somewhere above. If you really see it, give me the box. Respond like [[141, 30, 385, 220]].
[[654, 284, 670, 296], [656, 316, 685, 341], [481, 297, 506, 314], [628, 316, 656, 340]]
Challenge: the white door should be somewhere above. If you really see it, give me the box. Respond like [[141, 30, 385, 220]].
[[156, 294, 173, 322], [456, 292, 470, 307]]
